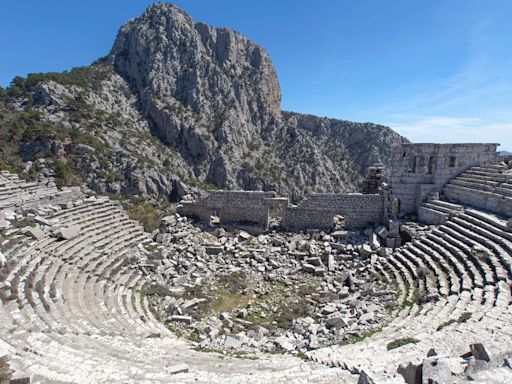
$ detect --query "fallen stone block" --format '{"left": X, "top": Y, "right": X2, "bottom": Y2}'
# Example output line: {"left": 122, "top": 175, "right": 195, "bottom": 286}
{"left": 326, "top": 254, "right": 335, "bottom": 271}
{"left": 397, "top": 361, "right": 422, "bottom": 384}
{"left": 56, "top": 225, "right": 80, "bottom": 240}
{"left": 302, "top": 263, "right": 316, "bottom": 274}
{"left": 331, "top": 230, "right": 348, "bottom": 239}
{"left": 385, "top": 237, "right": 396, "bottom": 248}
{"left": 388, "top": 220, "right": 400, "bottom": 235}
{"left": 375, "top": 226, "right": 388, "bottom": 239}
{"left": 34, "top": 215, "right": 50, "bottom": 226}
{"left": 359, "top": 244, "right": 373, "bottom": 258}
{"left": 170, "top": 315, "right": 193, "bottom": 325}
{"left": 9, "top": 378, "right": 31, "bottom": 384}
{"left": 275, "top": 336, "right": 295, "bottom": 351}
{"left": 26, "top": 226, "right": 44, "bottom": 240}
{"left": 306, "top": 256, "right": 323, "bottom": 266}
{"left": 238, "top": 231, "right": 251, "bottom": 241}
{"left": 325, "top": 315, "right": 348, "bottom": 329}
{"left": 204, "top": 245, "right": 223, "bottom": 255}
{"left": 470, "top": 343, "right": 491, "bottom": 362}
{"left": 378, "top": 247, "right": 392, "bottom": 257}
{"left": 422, "top": 356, "right": 466, "bottom": 384}
{"left": 59, "top": 201, "right": 74, "bottom": 209}
{"left": 369, "top": 233, "right": 380, "bottom": 248}
{"left": 357, "top": 370, "right": 376, "bottom": 384}
{"left": 224, "top": 334, "right": 244, "bottom": 349}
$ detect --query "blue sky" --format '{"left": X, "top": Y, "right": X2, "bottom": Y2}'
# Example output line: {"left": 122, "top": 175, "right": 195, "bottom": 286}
{"left": 1, "top": 1, "right": 511, "bottom": 149}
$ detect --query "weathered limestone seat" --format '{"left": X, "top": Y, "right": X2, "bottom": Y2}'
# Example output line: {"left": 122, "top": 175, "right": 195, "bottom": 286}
{"left": 1, "top": 173, "right": 347, "bottom": 383}
{"left": 307, "top": 173, "right": 512, "bottom": 375}
{"left": 444, "top": 164, "right": 512, "bottom": 217}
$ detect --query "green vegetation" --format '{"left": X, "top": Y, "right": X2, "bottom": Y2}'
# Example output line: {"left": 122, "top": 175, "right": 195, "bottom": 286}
{"left": 436, "top": 312, "right": 472, "bottom": 331}
{"left": 54, "top": 159, "right": 80, "bottom": 187}
{"left": 165, "top": 321, "right": 183, "bottom": 337}
{"left": 387, "top": 337, "right": 420, "bottom": 351}
{"left": 7, "top": 64, "right": 111, "bottom": 99}
{"left": 339, "top": 326, "right": 383, "bottom": 346}
{"left": 180, "top": 272, "right": 321, "bottom": 332}
{"left": 125, "top": 198, "right": 162, "bottom": 232}
{"left": 458, "top": 311, "right": 472, "bottom": 323}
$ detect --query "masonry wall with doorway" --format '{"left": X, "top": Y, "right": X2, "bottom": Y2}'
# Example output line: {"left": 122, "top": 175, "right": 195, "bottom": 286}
{"left": 388, "top": 143, "right": 499, "bottom": 217}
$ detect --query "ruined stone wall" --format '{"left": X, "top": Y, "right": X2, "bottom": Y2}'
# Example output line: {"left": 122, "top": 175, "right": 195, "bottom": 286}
{"left": 283, "top": 193, "right": 384, "bottom": 230}
{"left": 389, "top": 143, "right": 499, "bottom": 217}
{"left": 178, "top": 191, "right": 277, "bottom": 226}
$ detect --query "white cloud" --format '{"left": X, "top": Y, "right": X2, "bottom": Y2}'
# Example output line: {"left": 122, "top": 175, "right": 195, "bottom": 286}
{"left": 387, "top": 115, "right": 512, "bottom": 150}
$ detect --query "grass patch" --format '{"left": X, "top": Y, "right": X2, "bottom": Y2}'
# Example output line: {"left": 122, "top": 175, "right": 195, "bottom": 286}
{"left": 340, "top": 326, "right": 383, "bottom": 346}
{"left": 387, "top": 337, "right": 419, "bottom": 351}
{"left": 125, "top": 199, "right": 161, "bottom": 232}
{"left": 436, "top": 312, "right": 472, "bottom": 331}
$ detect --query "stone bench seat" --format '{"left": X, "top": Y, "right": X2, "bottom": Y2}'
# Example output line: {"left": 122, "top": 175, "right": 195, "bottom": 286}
{"left": 460, "top": 211, "right": 512, "bottom": 240}
{"left": 422, "top": 236, "right": 470, "bottom": 291}
{"left": 405, "top": 243, "right": 450, "bottom": 296}
{"left": 439, "top": 224, "right": 506, "bottom": 284}
{"left": 455, "top": 175, "right": 501, "bottom": 187}
{"left": 463, "top": 170, "right": 508, "bottom": 181}
{"left": 50, "top": 199, "right": 117, "bottom": 219}
{"left": 449, "top": 218, "right": 512, "bottom": 279}
{"left": 393, "top": 250, "right": 428, "bottom": 298}
{"left": 378, "top": 260, "right": 407, "bottom": 306}
{"left": 414, "top": 240, "right": 461, "bottom": 295}
{"left": 431, "top": 229, "right": 486, "bottom": 288}
{"left": 386, "top": 254, "right": 417, "bottom": 304}
{"left": 444, "top": 183, "right": 512, "bottom": 217}
{"left": 52, "top": 202, "right": 121, "bottom": 226}
{"left": 400, "top": 247, "right": 439, "bottom": 294}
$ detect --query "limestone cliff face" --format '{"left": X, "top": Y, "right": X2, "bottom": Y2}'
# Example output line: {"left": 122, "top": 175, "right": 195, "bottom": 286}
{"left": 2, "top": 3, "right": 407, "bottom": 201}
{"left": 108, "top": 3, "right": 282, "bottom": 187}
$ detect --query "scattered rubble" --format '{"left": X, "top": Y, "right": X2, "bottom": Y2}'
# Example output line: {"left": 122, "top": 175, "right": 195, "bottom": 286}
{"left": 147, "top": 213, "right": 406, "bottom": 353}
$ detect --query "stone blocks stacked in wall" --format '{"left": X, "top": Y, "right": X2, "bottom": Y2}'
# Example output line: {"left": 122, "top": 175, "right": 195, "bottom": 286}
{"left": 179, "top": 191, "right": 385, "bottom": 231}
{"left": 178, "top": 191, "right": 277, "bottom": 226}
{"left": 389, "top": 143, "right": 499, "bottom": 217}
{"left": 283, "top": 193, "right": 384, "bottom": 230}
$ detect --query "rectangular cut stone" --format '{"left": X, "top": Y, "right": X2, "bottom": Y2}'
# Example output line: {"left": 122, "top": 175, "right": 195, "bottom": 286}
{"left": 386, "top": 237, "right": 396, "bottom": 248}
{"left": 56, "top": 225, "right": 81, "bottom": 240}
{"left": 26, "top": 226, "right": 44, "bottom": 240}
{"left": 375, "top": 226, "right": 388, "bottom": 238}
{"left": 302, "top": 263, "right": 316, "bottom": 274}
{"left": 204, "top": 245, "right": 223, "bottom": 255}
{"left": 388, "top": 220, "right": 400, "bottom": 235}
{"left": 34, "top": 215, "right": 50, "bottom": 226}
{"left": 331, "top": 230, "right": 349, "bottom": 239}
{"left": 171, "top": 315, "right": 192, "bottom": 325}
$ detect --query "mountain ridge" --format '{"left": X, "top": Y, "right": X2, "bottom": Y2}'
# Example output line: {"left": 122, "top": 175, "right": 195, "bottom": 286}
{"left": 0, "top": 2, "right": 407, "bottom": 204}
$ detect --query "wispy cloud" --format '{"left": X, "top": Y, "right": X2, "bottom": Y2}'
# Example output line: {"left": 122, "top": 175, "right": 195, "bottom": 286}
{"left": 387, "top": 115, "right": 512, "bottom": 150}
{"left": 365, "top": 19, "right": 512, "bottom": 150}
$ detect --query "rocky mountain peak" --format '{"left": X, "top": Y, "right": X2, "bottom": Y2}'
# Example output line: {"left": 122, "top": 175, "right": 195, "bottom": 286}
{"left": 1, "top": 2, "right": 407, "bottom": 203}
{"left": 109, "top": 2, "right": 281, "bottom": 121}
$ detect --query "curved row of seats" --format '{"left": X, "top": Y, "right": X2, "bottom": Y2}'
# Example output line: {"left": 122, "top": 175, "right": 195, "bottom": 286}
{"left": 0, "top": 176, "right": 346, "bottom": 383}
{"left": 444, "top": 164, "right": 512, "bottom": 217}
{"left": 306, "top": 176, "right": 512, "bottom": 375}
{"left": 0, "top": 171, "right": 77, "bottom": 210}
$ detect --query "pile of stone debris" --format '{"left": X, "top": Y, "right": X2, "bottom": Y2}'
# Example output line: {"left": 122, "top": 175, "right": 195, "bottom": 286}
{"left": 143, "top": 214, "right": 414, "bottom": 354}
{"left": 395, "top": 343, "right": 512, "bottom": 384}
